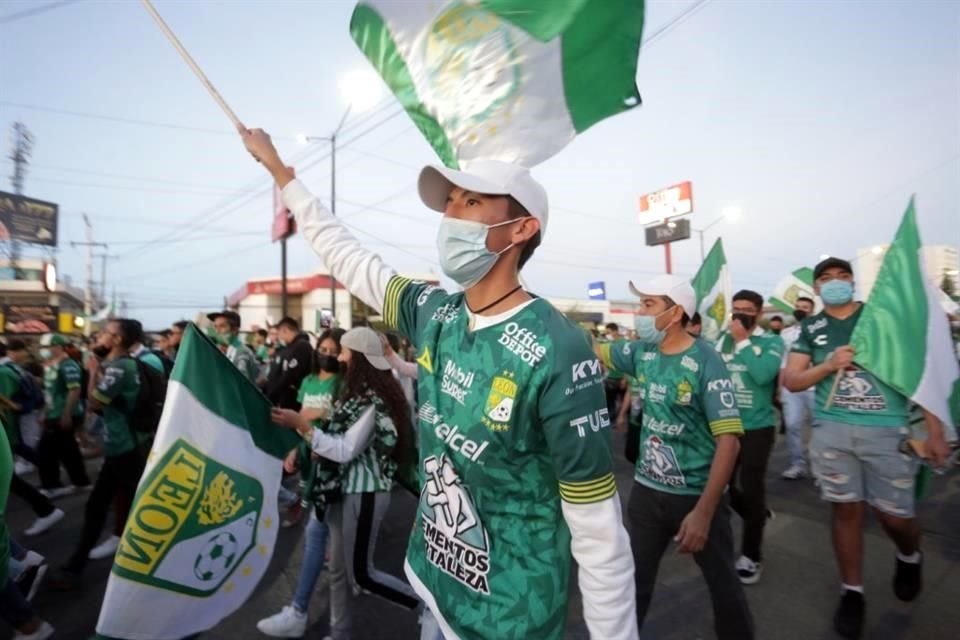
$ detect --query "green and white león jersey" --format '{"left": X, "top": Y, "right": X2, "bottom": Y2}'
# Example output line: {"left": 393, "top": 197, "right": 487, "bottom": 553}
{"left": 383, "top": 276, "right": 615, "bottom": 640}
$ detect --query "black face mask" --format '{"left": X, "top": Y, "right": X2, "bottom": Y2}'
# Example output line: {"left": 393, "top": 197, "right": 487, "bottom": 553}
{"left": 315, "top": 353, "right": 340, "bottom": 374}
{"left": 770, "top": 327, "right": 782, "bottom": 335}
{"left": 793, "top": 309, "right": 809, "bottom": 322}
{"left": 732, "top": 313, "right": 757, "bottom": 331}
{"left": 92, "top": 345, "right": 110, "bottom": 359}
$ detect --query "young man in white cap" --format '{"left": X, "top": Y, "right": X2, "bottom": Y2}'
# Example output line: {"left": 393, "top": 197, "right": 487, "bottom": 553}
{"left": 241, "top": 128, "right": 636, "bottom": 640}
{"left": 595, "top": 275, "right": 753, "bottom": 639}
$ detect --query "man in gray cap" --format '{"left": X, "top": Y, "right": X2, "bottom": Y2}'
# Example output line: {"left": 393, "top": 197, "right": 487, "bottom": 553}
{"left": 241, "top": 128, "right": 636, "bottom": 640}
{"left": 596, "top": 274, "right": 753, "bottom": 640}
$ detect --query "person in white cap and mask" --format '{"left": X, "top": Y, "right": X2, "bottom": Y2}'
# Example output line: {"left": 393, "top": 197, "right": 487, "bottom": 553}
{"left": 241, "top": 128, "right": 636, "bottom": 640}
{"left": 595, "top": 274, "right": 753, "bottom": 640}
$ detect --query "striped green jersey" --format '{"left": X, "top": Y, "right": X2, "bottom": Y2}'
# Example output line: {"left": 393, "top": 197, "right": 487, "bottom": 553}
{"left": 334, "top": 392, "right": 399, "bottom": 494}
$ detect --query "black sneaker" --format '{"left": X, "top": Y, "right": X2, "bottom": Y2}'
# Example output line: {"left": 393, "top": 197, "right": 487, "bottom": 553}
{"left": 15, "top": 562, "right": 48, "bottom": 602}
{"left": 833, "top": 590, "right": 865, "bottom": 639}
{"left": 893, "top": 554, "right": 923, "bottom": 602}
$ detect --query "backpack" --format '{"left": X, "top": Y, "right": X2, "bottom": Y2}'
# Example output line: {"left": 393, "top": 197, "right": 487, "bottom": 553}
{"left": 151, "top": 349, "right": 175, "bottom": 378}
{"left": 127, "top": 356, "right": 168, "bottom": 433}
{"left": 4, "top": 363, "right": 44, "bottom": 415}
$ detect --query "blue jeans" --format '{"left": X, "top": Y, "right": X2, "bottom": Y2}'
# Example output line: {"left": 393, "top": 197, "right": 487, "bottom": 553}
{"left": 782, "top": 388, "right": 814, "bottom": 467}
{"left": 293, "top": 511, "right": 330, "bottom": 614}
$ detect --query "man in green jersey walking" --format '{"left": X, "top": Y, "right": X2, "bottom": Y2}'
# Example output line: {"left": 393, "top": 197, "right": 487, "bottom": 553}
{"left": 37, "top": 334, "right": 90, "bottom": 497}
{"left": 209, "top": 310, "right": 259, "bottom": 381}
{"left": 596, "top": 274, "right": 753, "bottom": 640}
{"left": 784, "top": 257, "right": 950, "bottom": 639}
{"left": 714, "top": 289, "right": 784, "bottom": 585}
{"left": 241, "top": 128, "right": 636, "bottom": 640}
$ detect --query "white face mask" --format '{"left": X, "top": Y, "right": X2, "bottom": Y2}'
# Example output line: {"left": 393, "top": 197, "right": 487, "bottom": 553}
{"left": 436, "top": 218, "right": 521, "bottom": 289}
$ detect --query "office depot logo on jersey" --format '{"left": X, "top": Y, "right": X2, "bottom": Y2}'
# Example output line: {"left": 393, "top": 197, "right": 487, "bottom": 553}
{"left": 498, "top": 322, "right": 546, "bottom": 367}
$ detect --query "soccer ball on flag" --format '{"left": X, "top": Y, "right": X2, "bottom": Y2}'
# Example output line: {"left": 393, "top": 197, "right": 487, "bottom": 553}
{"left": 194, "top": 532, "right": 239, "bottom": 582}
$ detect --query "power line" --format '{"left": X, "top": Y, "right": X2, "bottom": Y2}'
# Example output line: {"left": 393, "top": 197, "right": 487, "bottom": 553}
{"left": 113, "top": 239, "right": 272, "bottom": 284}
{"left": 20, "top": 175, "right": 250, "bottom": 197}
{"left": 0, "top": 159, "right": 252, "bottom": 192}
{"left": 0, "top": 0, "right": 79, "bottom": 25}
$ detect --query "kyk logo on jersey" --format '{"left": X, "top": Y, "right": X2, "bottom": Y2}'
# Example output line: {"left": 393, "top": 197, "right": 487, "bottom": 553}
{"left": 481, "top": 372, "right": 517, "bottom": 432}
{"left": 419, "top": 455, "right": 490, "bottom": 594}
{"left": 113, "top": 439, "right": 261, "bottom": 597}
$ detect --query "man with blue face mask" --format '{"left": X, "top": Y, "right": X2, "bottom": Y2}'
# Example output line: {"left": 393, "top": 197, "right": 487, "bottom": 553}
{"left": 240, "top": 128, "right": 636, "bottom": 640}
{"left": 784, "top": 257, "right": 950, "bottom": 639}
{"left": 595, "top": 274, "right": 752, "bottom": 640}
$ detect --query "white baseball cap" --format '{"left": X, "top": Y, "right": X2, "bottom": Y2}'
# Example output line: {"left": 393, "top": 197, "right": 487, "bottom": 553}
{"left": 418, "top": 159, "right": 549, "bottom": 237}
{"left": 341, "top": 327, "right": 391, "bottom": 371}
{"left": 629, "top": 274, "right": 697, "bottom": 318}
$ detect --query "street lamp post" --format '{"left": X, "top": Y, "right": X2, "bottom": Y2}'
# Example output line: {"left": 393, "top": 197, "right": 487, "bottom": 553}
{"left": 694, "top": 206, "right": 742, "bottom": 261}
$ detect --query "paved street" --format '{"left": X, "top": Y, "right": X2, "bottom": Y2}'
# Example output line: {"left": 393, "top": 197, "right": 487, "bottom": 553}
{"left": 5, "top": 432, "right": 959, "bottom": 640}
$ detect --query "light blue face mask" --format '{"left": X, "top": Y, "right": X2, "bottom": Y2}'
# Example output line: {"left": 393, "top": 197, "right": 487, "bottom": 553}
{"left": 436, "top": 218, "right": 520, "bottom": 289}
{"left": 820, "top": 279, "right": 854, "bottom": 306}
{"left": 634, "top": 306, "right": 676, "bottom": 344}
{"left": 39, "top": 348, "right": 52, "bottom": 361}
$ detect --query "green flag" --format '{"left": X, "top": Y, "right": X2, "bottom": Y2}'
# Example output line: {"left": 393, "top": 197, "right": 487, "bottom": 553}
{"left": 350, "top": 0, "right": 645, "bottom": 168}
{"left": 691, "top": 239, "right": 731, "bottom": 342}
{"left": 95, "top": 324, "right": 299, "bottom": 639}
{"left": 769, "top": 267, "right": 817, "bottom": 313}
{"left": 850, "top": 199, "right": 959, "bottom": 439}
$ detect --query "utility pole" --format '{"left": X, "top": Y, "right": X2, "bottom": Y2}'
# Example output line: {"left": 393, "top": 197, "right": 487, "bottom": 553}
{"left": 71, "top": 221, "right": 106, "bottom": 337}
{"left": 329, "top": 127, "right": 338, "bottom": 323}
{"left": 8, "top": 122, "right": 34, "bottom": 279}
{"left": 93, "top": 252, "right": 117, "bottom": 303}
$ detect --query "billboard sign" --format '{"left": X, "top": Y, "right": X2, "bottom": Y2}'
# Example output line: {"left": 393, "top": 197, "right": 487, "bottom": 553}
{"left": 0, "top": 191, "right": 59, "bottom": 246}
{"left": 644, "top": 218, "right": 691, "bottom": 247}
{"left": 638, "top": 181, "right": 693, "bottom": 226}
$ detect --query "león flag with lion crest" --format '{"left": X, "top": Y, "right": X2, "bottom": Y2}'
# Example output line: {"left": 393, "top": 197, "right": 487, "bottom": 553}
{"left": 95, "top": 324, "right": 299, "bottom": 639}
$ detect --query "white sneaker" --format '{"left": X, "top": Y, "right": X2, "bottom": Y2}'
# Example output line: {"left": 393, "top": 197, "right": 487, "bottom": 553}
{"left": 781, "top": 464, "right": 808, "bottom": 480}
{"left": 736, "top": 555, "right": 763, "bottom": 585}
{"left": 24, "top": 509, "right": 64, "bottom": 536}
{"left": 14, "top": 460, "right": 35, "bottom": 476}
{"left": 89, "top": 535, "right": 121, "bottom": 560}
{"left": 38, "top": 485, "right": 75, "bottom": 499}
{"left": 257, "top": 606, "right": 307, "bottom": 638}
{"left": 14, "top": 621, "right": 54, "bottom": 640}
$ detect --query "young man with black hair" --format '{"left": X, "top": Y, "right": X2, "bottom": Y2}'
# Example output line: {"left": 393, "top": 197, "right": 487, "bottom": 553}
{"left": 265, "top": 317, "right": 314, "bottom": 411}
{"left": 784, "top": 258, "right": 949, "bottom": 638}
{"left": 208, "top": 310, "right": 258, "bottom": 381}
{"left": 53, "top": 318, "right": 146, "bottom": 589}
{"left": 595, "top": 274, "right": 752, "bottom": 639}
{"left": 768, "top": 316, "right": 783, "bottom": 335}
{"left": 714, "top": 289, "right": 784, "bottom": 584}
{"left": 36, "top": 335, "right": 90, "bottom": 498}
{"left": 168, "top": 320, "right": 188, "bottom": 361}
{"left": 780, "top": 296, "right": 816, "bottom": 479}
{"left": 688, "top": 312, "right": 703, "bottom": 338}
{"left": 242, "top": 128, "right": 636, "bottom": 640}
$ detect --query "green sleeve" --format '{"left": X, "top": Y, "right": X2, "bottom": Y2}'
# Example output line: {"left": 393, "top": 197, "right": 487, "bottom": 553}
{"left": 141, "top": 352, "right": 165, "bottom": 374}
{"left": 540, "top": 330, "right": 616, "bottom": 504}
{"left": 296, "top": 377, "right": 309, "bottom": 403}
{"left": 382, "top": 276, "right": 450, "bottom": 346}
{"left": 731, "top": 335, "right": 784, "bottom": 386}
{"left": 597, "top": 339, "right": 641, "bottom": 377}
{"left": 699, "top": 348, "right": 744, "bottom": 437}
{"left": 62, "top": 359, "right": 82, "bottom": 389}
{"left": 93, "top": 361, "right": 129, "bottom": 406}
{"left": 791, "top": 321, "right": 813, "bottom": 354}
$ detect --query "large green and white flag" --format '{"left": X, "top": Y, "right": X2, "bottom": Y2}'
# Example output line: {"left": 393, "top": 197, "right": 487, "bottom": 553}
{"left": 691, "top": 239, "right": 732, "bottom": 343}
{"left": 95, "top": 324, "right": 299, "bottom": 639}
{"left": 850, "top": 199, "right": 960, "bottom": 440}
{"left": 350, "top": 0, "right": 645, "bottom": 168}
{"left": 769, "top": 267, "right": 818, "bottom": 313}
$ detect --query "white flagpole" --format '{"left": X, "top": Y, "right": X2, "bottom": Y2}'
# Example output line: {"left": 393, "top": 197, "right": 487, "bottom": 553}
{"left": 140, "top": 0, "right": 245, "bottom": 130}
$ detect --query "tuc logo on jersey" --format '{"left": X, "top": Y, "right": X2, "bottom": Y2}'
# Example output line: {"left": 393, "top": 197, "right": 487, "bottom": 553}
{"left": 569, "top": 408, "right": 610, "bottom": 438}
{"left": 441, "top": 360, "right": 475, "bottom": 405}
{"left": 498, "top": 322, "right": 547, "bottom": 367}
{"left": 419, "top": 455, "right": 490, "bottom": 595}
{"left": 113, "top": 439, "right": 260, "bottom": 597}
{"left": 481, "top": 372, "right": 517, "bottom": 432}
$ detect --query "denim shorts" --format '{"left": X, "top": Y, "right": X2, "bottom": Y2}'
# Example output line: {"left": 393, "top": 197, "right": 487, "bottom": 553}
{"left": 809, "top": 421, "right": 918, "bottom": 517}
